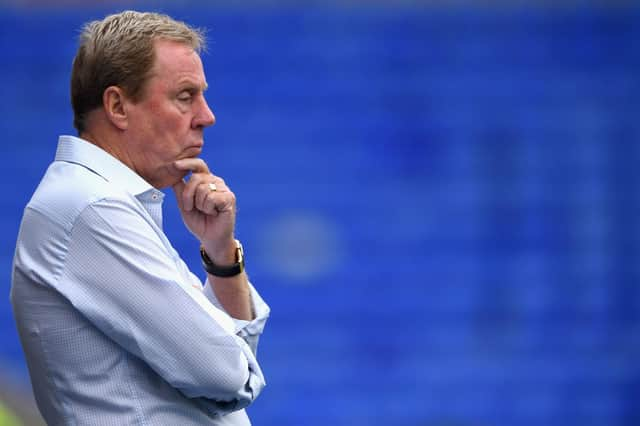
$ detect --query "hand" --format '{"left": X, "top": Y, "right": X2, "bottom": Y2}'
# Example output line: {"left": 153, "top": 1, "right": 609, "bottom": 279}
{"left": 172, "top": 158, "right": 237, "bottom": 261}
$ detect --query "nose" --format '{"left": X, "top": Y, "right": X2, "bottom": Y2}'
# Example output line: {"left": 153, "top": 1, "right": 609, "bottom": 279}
{"left": 194, "top": 95, "right": 216, "bottom": 128}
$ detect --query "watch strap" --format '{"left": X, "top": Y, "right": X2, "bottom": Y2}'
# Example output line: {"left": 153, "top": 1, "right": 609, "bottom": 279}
{"left": 200, "top": 239, "right": 245, "bottom": 277}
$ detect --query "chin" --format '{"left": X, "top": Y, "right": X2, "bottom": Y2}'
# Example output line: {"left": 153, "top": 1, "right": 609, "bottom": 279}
{"left": 153, "top": 168, "right": 188, "bottom": 189}
{"left": 182, "top": 146, "right": 203, "bottom": 158}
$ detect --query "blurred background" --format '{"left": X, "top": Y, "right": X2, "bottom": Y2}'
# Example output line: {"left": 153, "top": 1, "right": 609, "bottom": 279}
{"left": 1, "top": 0, "right": 639, "bottom": 425}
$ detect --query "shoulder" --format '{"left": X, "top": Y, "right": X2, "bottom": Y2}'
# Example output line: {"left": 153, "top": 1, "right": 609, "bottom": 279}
{"left": 14, "top": 161, "right": 142, "bottom": 285}
{"left": 25, "top": 160, "right": 136, "bottom": 231}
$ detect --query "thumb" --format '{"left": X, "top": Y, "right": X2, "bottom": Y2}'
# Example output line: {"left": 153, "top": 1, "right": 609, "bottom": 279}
{"left": 172, "top": 179, "right": 186, "bottom": 211}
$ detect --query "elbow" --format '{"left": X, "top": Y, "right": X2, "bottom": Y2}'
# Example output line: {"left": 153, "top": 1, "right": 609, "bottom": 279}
{"left": 217, "top": 361, "right": 252, "bottom": 398}
{"left": 221, "top": 358, "right": 266, "bottom": 403}
{"left": 176, "top": 337, "right": 266, "bottom": 415}
{"left": 195, "top": 348, "right": 266, "bottom": 403}
{"left": 196, "top": 362, "right": 266, "bottom": 417}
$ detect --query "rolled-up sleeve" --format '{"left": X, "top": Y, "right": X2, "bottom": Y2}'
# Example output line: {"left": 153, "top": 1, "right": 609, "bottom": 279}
{"left": 203, "top": 278, "right": 270, "bottom": 355}
{"left": 54, "top": 198, "right": 268, "bottom": 416}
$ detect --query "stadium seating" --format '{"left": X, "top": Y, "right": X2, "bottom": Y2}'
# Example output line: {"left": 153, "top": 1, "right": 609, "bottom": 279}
{"left": 1, "top": 3, "right": 639, "bottom": 425}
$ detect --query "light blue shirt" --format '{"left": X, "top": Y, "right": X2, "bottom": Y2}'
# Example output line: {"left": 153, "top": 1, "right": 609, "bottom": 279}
{"left": 11, "top": 135, "right": 269, "bottom": 425}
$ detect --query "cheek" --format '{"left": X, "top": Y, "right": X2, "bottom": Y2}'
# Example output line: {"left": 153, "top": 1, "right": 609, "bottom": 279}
{"left": 132, "top": 101, "right": 192, "bottom": 149}
{"left": 157, "top": 106, "right": 191, "bottom": 134}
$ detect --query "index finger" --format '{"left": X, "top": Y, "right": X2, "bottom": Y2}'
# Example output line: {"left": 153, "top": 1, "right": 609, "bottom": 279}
{"left": 173, "top": 158, "right": 211, "bottom": 175}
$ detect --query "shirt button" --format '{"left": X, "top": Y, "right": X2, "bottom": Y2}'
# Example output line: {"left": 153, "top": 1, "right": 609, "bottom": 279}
{"left": 151, "top": 193, "right": 159, "bottom": 200}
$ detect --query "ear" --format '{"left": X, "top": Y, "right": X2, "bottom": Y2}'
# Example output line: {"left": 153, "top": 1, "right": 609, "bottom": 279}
{"left": 103, "top": 86, "right": 129, "bottom": 130}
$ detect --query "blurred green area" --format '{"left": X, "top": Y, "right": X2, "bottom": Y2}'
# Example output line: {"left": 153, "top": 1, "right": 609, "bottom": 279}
{"left": 0, "top": 402, "right": 21, "bottom": 426}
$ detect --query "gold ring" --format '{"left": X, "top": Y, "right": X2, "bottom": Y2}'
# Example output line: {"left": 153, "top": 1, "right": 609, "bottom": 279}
{"left": 208, "top": 183, "right": 217, "bottom": 192}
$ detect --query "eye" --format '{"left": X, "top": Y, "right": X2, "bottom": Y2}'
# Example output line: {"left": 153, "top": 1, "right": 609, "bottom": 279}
{"left": 177, "top": 91, "right": 193, "bottom": 102}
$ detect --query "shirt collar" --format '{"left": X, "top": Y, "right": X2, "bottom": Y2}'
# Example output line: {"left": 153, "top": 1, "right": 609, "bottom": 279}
{"left": 55, "top": 135, "right": 156, "bottom": 197}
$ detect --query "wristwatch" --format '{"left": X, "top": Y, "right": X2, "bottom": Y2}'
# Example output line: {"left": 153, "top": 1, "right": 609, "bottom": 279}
{"left": 200, "top": 239, "right": 245, "bottom": 277}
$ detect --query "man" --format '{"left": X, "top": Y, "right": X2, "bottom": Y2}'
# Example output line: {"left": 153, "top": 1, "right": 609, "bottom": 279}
{"left": 10, "top": 11, "right": 269, "bottom": 425}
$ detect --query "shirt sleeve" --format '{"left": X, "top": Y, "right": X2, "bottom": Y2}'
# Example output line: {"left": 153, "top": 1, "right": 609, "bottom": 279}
{"left": 53, "top": 197, "right": 268, "bottom": 416}
{"left": 203, "top": 278, "right": 270, "bottom": 356}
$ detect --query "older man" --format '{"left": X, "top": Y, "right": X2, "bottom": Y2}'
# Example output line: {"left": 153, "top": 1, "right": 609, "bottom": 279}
{"left": 11, "top": 11, "right": 269, "bottom": 425}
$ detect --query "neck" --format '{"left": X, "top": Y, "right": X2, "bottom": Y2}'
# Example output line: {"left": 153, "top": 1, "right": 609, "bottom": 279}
{"left": 80, "top": 122, "right": 134, "bottom": 174}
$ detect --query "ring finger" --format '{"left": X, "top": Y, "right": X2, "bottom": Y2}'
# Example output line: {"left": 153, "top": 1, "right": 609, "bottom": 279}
{"left": 195, "top": 177, "right": 226, "bottom": 210}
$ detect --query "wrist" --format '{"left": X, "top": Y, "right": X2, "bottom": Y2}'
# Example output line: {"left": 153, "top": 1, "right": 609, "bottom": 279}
{"left": 200, "top": 239, "right": 245, "bottom": 278}
{"left": 201, "top": 238, "right": 236, "bottom": 265}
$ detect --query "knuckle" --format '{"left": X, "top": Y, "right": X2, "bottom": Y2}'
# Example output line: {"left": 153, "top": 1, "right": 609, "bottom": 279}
{"left": 190, "top": 174, "right": 206, "bottom": 185}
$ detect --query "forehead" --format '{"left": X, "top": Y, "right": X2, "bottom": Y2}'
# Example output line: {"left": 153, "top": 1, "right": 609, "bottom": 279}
{"left": 149, "top": 39, "right": 207, "bottom": 87}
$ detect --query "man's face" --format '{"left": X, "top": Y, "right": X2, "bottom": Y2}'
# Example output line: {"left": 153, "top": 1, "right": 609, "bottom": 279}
{"left": 125, "top": 39, "right": 215, "bottom": 188}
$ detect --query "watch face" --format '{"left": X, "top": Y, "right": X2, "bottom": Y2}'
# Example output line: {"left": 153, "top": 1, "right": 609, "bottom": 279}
{"left": 235, "top": 240, "right": 244, "bottom": 263}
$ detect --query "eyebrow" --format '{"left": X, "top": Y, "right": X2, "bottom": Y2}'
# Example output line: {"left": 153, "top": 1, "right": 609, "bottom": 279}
{"left": 178, "top": 82, "right": 208, "bottom": 93}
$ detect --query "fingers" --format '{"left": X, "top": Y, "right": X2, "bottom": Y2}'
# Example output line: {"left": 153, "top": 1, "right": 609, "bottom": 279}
{"left": 194, "top": 179, "right": 229, "bottom": 209}
{"left": 172, "top": 159, "right": 234, "bottom": 214}
{"left": 199, "top": 187, "right": 236, "bottom": 216}
{"left": 172, "top": 158, "right": 209, "bottom": 211}
{"left": 185, "top": 176, "right": 229, "bottom": 212}
{"left": 181, "top": 173, "right": 207, "bottom": 211}
{"left": 174, "top": 158, "right": 210, "bottom": 174}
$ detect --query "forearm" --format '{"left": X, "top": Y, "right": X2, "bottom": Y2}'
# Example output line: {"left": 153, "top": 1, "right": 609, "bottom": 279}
{"left": 202, "top": 239, "right": 254, "bottom": 321}
{"left": 173, "top": 158, "right": 257, "bottom": 321}
{"left": 202, "top": 277, "right": 270, "bottom": 356}
{"left": 208, "top": 271, "right": 254, "bottom": 320}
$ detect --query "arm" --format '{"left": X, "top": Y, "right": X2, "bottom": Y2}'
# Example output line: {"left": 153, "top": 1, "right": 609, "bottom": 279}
{"left": 172, "top": 158, "right": 254, "bottom": 321}
{"left": 203, "top": 241, "right": 253, "bottom": 321}
{"left": 58, "top": 198, "right": 267, "bottom": 415}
